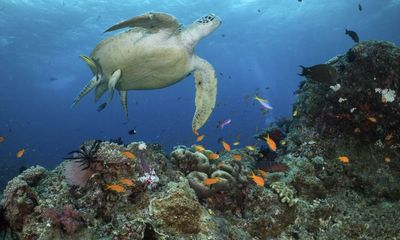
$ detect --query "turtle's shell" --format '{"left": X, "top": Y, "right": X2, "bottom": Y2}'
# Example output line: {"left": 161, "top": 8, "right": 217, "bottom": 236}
{"left": 90, "top": 28, "right": 192, "bottom": 90}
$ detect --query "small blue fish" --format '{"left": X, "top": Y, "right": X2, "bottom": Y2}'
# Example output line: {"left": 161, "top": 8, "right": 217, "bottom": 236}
{"left": 255, "top": 98, "right": 273, "bottom": 110}
{"left": 217, "top": 119, "right": 232, "bottom": 129}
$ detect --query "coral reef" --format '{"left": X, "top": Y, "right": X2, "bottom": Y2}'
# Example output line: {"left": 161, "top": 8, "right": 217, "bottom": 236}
{"left": 1, "top": 40, "right": 399, "bottom": 239}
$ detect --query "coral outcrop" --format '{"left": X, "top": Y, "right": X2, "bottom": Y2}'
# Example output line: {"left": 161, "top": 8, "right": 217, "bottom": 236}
{"left": 1, "top": 41, "right": 399, "bottom": 239}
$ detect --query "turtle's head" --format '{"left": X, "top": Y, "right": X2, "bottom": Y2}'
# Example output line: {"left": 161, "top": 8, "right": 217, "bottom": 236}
{"left": 195, "top": 14, "right": 221, "bottom": 34}
{"left": 182, "top": 14, "right": 221, "bottom": 49}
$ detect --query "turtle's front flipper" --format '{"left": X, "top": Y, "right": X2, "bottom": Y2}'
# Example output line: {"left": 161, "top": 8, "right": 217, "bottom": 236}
{"left": 119, "top": 90, "right": 128, "bottom": 120}
{"left": 192, "top": 56, "right": 217, "bottom": 131}
{"left": 107, "top": 69, "right": 122, "bottom": 104}
{"left": 72, "top": 76, "right": 101, "bottom": 107}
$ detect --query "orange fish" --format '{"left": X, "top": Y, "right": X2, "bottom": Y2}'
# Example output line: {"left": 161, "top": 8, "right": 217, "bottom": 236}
{"left": 203, "top": 177, "right": 220, "bottom": 186}
{"left": 221, "top": 141, "right": 231, "bottom": 152}
{"left": 233, "top": 141, "right": 240, "bottom": 146}
{"left": 249, "top": 172, "right": 264, "bottom": 187}
{"left": 106, "top": 184, "right": 126, "bottom": 193}
{"left": 385, "top": 133, "right": 393, "bottom": 141}
{"left": 208, "top": 153, "right": 219, "bottom": 160}
{"left": 337, "top": 156, "right": 349, "bottom": 164}
{"left": 119, "top": 178, "right": 134, "bottom": 187}
{"left": 194, "top": 145, "right": 205, "bottom": 152}
{"left": 264, "top": 135, "right": 277, "bottom": 151}
{"left": 368, "top": 117, "right": 377, "bottom": 123}
{"left": 257, "top": 169, "right": 268, "bottom": 177}
{"left": 16, "top": 149, "right": 25, "bottom": 158}
{"left": 193, "top": 128, "right": 199, "bottom": 136}
{"left": 0, "top": 136, "right": 4, "bottom": 143}
{"left": 121, "top": 151, "right": 136, "bottom": 159}
{"left": 196, "top": 134, "right": 205, "bottom": 142}
{"left": 232, "top": 154, "right": 242, "bottom": 161}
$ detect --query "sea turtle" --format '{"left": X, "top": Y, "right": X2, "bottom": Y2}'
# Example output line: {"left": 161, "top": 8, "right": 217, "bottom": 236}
{"left": 72, "top": 12, "right": 222, "bottom": 131}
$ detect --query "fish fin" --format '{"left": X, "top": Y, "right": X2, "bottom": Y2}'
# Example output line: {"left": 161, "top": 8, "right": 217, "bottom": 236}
{"left": 119, "top": 90, "right": 128, "bottom": 120}
{"left": 95, "top": 81, "right": 108, "bottom": 102}
{"left": 192, "top": 56, "right": 217, "bottom": 131}
{"left": 104, "top": 12, "right": 180, "bottom": 33}
{"left": 72, "top": 75, "right": 101, "bottom": 107}
{"left": 107, "top": 69, "right": 122, "bottom": 104}
{"left": 298, "top": 65, "right": 307, "bottom": 76}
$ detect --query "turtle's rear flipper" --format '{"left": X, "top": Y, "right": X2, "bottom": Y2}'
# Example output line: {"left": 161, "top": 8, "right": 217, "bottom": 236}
{"left": 192, "top": 56, "right": 217, "bottom": 131}
{"left": 95, "top": 81, "right": 108, "bottom": 102}
{"left": 107, "top": 69, "right": 122, "bottom": 104}
{"left": 119, "top": 90, "right": 128, "bottom": 120}
{"left": 72, "top": 75, "right": 101, "bottom": 107}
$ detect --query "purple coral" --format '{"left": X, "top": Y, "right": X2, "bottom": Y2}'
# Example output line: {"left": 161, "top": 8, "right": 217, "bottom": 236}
{"left": 43, "top": 204, "right": 84, "bottom": 234}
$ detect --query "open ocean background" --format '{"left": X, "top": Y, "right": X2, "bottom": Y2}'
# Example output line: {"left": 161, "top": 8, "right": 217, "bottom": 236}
{"left": 1, "top": 0, "right": 399, "bottom": 189}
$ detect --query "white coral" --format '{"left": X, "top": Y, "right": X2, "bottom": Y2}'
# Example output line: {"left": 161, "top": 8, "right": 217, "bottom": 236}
{"left": 138, "top": 169, "right": 159, "bottom": 190}
{"left": 330, "top": 84, "right": 341, "bottom": 92}
{"left": 375, "top": 88, "right": 396, "bottom": 103}
{"left": 138, "top": 142, "right": 147, "bottom": 151}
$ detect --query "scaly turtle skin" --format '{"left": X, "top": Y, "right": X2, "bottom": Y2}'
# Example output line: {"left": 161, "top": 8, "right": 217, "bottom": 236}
{"left": 72, "top": 12, "right": 221, "bottom": 131}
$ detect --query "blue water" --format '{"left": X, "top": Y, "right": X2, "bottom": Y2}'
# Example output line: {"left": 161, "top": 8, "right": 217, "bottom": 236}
{"left": 0, "top": 0, "right": 399, "bottom": 181}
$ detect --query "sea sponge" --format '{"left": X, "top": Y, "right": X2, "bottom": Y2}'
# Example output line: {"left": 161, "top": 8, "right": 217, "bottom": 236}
{"left": 271, "top": 181, "right": 298, "bottom": 207}
{"left": 149, "top": 189, "right": 202, "bottom": 234}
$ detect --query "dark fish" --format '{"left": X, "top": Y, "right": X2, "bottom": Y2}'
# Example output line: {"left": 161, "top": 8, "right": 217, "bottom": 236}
{"left": 298, "top": 0, "right": 302, "bottom": 2}
{"left": 97, "top": 102, "right": 107, "bottom": 112}
{"left": 345, "top": 29, "right": 359, "bottom": 43}
{"left": 49, "top": 77, "right": 57, "bottom": 81}
{"left": 298, "top": 64, "right": 338, "bottom": 84}
{"left": 257, "top": 9, "right": 261, "bottom": 13}
{"left": 128, "top": 129, "right": 137, "bottom": 135}
{"left": 258, "top": 162, "right": 289, "bottom": 173}
{"left": 358, "top": 3, "right": 362, "bottom": 11}
{"left": 221, "top": 34, "right": 226, "bottom": 38}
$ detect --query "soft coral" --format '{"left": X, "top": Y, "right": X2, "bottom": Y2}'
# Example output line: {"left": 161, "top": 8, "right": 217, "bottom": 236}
{"left": 43, "top": 204, "right": 84, "bottom": 234}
